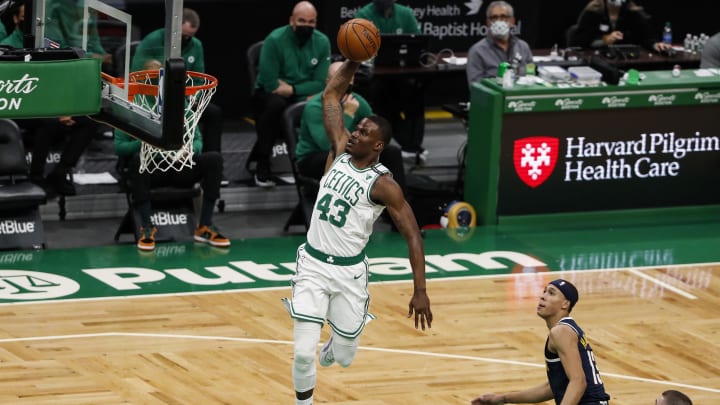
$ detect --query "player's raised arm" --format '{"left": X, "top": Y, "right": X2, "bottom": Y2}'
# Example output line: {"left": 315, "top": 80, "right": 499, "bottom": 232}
{"left": 322, "top": 60, "right": 360, "bottom": 161}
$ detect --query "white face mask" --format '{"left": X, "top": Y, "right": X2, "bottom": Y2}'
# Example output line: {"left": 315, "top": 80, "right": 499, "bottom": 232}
{"left": 608, "top": 0, "right": 624, "bottom": 7}
{"left": 490, "top": 20, "right": 510, "bottom": 39}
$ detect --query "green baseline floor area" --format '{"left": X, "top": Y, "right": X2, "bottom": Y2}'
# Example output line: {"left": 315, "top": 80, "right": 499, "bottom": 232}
{"left": 1, "top": 204, "right": 718, "bottom": 304}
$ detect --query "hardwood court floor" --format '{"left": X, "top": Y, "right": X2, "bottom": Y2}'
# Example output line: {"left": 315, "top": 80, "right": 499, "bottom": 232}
{"left": 1, "top": 208, "right": 719, "bottom": 404}
{"left": 0, "top": 267, "right": 717, "bottom": 404}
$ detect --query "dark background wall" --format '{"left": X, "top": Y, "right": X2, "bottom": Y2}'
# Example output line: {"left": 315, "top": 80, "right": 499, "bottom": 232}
{"left": 122, "top": 0, "right": 717, "bottom": 119}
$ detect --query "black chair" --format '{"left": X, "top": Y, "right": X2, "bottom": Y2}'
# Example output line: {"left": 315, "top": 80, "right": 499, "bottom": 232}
{"left": 281, "top": 101, "right": 317, "bottom": 232}
{"left": 113, "top": 156, "right": 201, "bottom": 244}
{"left": 246, "top": 40, "right": 263, "bottom": 95}
{"left": 0, "top": 119, "right": 48, "bottom": 250}
{"left": 565, "top": 24, "right": 579, "bottom": 48}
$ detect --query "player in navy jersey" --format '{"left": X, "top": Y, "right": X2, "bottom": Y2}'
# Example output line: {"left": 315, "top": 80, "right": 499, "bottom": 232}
{"left": 471, "top": 279, "right": 611, "bottom": 405}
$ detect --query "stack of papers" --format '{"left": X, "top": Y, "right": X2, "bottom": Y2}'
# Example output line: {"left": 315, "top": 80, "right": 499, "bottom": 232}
{"left": 442, "top": 57, "right": 467, "bottom": 66}
{"left": 72, "top": 172, "right": 118, "bottom": 185}
{"left": 538, "top": 65, "right": 570, "bottom": 83}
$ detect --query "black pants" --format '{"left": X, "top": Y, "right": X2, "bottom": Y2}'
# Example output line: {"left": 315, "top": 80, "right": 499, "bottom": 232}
{"left": 125, "top": 151, "right": 223, "bottom": 204}
{"left": 200, "top": 102, "right": 223, "bottom": 153}
{"left": 369, "top": 77, "right": 426, "bottom": 152}
{"left": 18, "top": 117, "right": 96, "bottom": 177}
{"left": 248, "top": 90, "right": 293, "bottom": 172}
{"left": 297, "top": 145, "right": 407, "bottom": 196}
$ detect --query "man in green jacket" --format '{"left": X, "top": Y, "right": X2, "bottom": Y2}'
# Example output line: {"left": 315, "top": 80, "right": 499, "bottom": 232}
{"left": 248, "top": 1, "right": 331, "bottom": 188}
{"left": 131, "top": 8, "right": 224, "bottom": 158}
{"left": 44, "top": 0, "right": 111, "bottom": 69}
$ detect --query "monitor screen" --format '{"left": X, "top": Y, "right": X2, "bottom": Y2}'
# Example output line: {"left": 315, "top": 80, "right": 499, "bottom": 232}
{"left": 373, "top": 34, "right": 432, "bottom": 68}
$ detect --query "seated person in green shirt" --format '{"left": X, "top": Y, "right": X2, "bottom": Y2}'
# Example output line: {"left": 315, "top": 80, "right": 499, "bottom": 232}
{"left": 113, "top": 127, "right": 230, "bottom": 251}
{"left": 296, "top": 61, "right": 406, "bottom": 196}
{"left": 356, "top": 0, "right": 428, "bottom": 164}
{"left": 44, "top": 0, "right": 111, "bottom": 71}
{"left": 0, "top": 0, "right": 23, "bottom": 48}
{"left": 248, "top": 1, "right": 331, "bottom": 188}
{"left": 131, "top": 8, "right": 225, "bottom": 160}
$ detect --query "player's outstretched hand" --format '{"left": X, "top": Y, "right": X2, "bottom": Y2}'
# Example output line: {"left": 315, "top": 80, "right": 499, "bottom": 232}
{"left": 470, "top": 393, "right": 504, "bottom": 404}
{"left": 408, "top": 288, "right": 432, "bottom": 330}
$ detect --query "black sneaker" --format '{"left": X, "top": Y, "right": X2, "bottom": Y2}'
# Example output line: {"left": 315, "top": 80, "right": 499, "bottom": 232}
{"left": 254, "top": 174, "right": 276, "bottom": 188}
{"left": 254, "top": 166, "right": 276, "bottom": 188}
{"left": 401, "top": 148, "right": 429, "bottom": 165}
{"left": 46, "top": 171, "right": 77, "bottom": 196}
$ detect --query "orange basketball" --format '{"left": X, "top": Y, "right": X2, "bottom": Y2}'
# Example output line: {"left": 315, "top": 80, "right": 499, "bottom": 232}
{"left": 337, "top": 18, "right": 381, "bottom": 62}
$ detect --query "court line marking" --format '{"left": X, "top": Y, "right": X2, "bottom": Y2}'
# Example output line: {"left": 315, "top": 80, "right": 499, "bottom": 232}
{"left": 0, "top": 332, "right": 716, "bottom": 394}
{"left": 627, "top": 268, "right": 697, "bottom": 299}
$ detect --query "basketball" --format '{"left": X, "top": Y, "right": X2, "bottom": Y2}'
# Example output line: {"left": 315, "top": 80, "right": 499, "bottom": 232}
{"left": 337, "top": 18, "right": 381, "bottom": 62}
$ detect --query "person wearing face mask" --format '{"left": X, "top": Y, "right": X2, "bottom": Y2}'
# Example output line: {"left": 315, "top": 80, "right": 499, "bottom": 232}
{"left": 569, "top": 0, "right": 673, "bottom": 53}
{"left": 130, "top": 8, "right": 226, "bottom": 165}
{"left": 466, "top": 1, "right": 533, "bottom": 84}
{"left": 700, "top": 32, "right": 720, "bottom": 68}
{"left": 248, "top": 1, "right": 331, "bottom": 187}
{"left": 355, "top": 0, "right": 429, "bottom": 164}
{"left": 296, "top": 61, "right": 406, "bottom": 198}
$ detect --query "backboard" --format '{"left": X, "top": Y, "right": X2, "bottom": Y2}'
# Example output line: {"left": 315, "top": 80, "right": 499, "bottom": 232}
{"left": 3, "top": 0, "right": 188, "bottom": 149}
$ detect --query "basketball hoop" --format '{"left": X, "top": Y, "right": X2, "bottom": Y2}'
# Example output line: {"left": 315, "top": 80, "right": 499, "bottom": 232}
{"left": 102, "top": 69, "right": 218, "bottom": 173}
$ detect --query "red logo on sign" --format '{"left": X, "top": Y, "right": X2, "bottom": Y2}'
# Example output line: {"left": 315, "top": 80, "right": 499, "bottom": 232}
{"left": 513, "top": 137, "right": 559, "bottom": 188}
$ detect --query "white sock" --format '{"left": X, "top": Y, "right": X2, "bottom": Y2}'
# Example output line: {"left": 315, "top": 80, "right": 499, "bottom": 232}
{"left": 296, "top": 398, "right": 312, "bottom": 405}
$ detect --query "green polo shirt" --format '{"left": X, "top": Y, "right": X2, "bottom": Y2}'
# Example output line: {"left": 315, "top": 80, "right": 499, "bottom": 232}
{"left": 0, "top": 29, "right": 23, "bottom": 48}
{"left": 44, "top": 0, "right": 107, "bottom": 56}
{"left": 255, "top": 25, "right": 331, "bottom": 100}
{"left": 131, "top": 28, "right": 205, "bottom": 72}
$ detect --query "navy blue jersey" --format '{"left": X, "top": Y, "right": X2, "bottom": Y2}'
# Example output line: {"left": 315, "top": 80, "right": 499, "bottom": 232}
{"left": 544, "top": 317, "right": 611, "bottom": 404}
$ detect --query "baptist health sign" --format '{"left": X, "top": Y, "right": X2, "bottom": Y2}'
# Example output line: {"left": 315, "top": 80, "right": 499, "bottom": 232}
{"left": 0, "top": 59, "right": 101, "bottom": 118}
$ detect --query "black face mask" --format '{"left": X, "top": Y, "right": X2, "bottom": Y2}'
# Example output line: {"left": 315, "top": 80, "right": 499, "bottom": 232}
{"left": 181, "top": 36, "right": 192, "bottom": 49}
{"left": 294, "top": 25, "right": 314, "bottom": 45}
{"left": 374, "top": 0, "right": 394, "bottom": 12}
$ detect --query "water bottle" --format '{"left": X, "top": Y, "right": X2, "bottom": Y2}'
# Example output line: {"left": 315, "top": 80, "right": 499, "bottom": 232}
{"left": 662, "top": 22, "right": 672, "bottom": 45}
{"left": 683, "top": 33, "right": 692, "bottom": 51}
{"left": 691, "top": 35, "right": 699, "bottom": 54}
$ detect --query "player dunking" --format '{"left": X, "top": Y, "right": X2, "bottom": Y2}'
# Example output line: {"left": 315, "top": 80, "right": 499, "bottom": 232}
{"left": 282, "top": 59, "right": 433, "bottom": 405}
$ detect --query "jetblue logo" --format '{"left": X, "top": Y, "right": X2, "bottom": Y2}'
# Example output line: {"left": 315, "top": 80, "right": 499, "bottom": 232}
{"left": 0, "top": 219, "right": 36, "bottom": 235}
{"left": 150, "top": 212, "right": 188, "bottom": 226}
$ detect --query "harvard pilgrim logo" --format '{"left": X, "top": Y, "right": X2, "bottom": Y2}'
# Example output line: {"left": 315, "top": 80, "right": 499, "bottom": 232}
{"left": 513, "top": 136, "right": 559, "bottom": 188}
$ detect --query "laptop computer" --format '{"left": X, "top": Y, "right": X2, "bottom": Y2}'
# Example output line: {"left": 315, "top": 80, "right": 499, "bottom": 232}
{"left": 373, "top": 34, "right": 432, "bottom": 68}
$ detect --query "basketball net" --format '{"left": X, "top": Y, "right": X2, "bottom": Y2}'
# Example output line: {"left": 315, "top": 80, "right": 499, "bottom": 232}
{"left": 126, "top": 69, "right": 217, "bottom": 173}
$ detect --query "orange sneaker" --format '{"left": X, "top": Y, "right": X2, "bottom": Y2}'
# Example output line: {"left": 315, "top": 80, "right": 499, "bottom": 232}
{"left": 194, "top": 225, "right": 231, "bottom": 247}
{"left": 137, "top": 226, "right": 157, "bottom": 251}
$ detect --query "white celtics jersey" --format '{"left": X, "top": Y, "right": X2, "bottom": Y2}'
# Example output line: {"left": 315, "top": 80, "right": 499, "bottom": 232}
{"left": 306, "top": 153, "right": 389, "bottom": 257}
